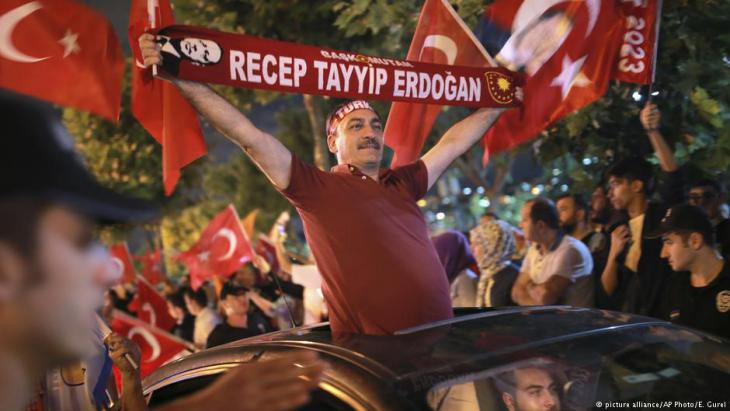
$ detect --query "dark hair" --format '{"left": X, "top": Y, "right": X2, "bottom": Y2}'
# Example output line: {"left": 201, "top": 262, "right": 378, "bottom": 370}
{"left": 526, "top": 197, "right": 560, "bottom": 230}
{"left": 691, "top": 178, "right": 722, "bottom": 194}
{"left": 482, "top": 211, "right": 500, "bottom": 220}
{"left": 556, "top": 193, "right": 588, "bottom": 212}
{"left": 0, "top": 197, "right": 50, "bottom": 258}
{"left": 184, "top": 287, "right": 208, "bottom": 308}
{"left": 167, "top": 289, "right": 189, "bottom": 312}
{"left": 606, "top": 158, "right": 654, "bottom": 194}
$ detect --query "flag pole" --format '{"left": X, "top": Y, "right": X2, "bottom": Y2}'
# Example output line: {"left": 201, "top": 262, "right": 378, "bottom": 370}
{"left": 647, "top": 0, "right": 663, "bottom": 101}
{"left": 148, "top": 0, "right": 159, "bottom": 77}
{"left": 96, "top": 314, "right": 139, "bottom": 370}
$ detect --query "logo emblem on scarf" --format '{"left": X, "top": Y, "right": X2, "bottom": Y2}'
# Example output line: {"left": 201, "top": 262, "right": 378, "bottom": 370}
{"left": 717, "top": 290, "right": 730, "bottom": 313}
{"left": 485, "top": 71, "right": 515, "bottom": 104}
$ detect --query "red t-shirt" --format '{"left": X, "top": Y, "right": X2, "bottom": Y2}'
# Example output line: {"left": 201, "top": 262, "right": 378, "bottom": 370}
{"left": 281, "top": 155, "right": 453, "bottom": 335}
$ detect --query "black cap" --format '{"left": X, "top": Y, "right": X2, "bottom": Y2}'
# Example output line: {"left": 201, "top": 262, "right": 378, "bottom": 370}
{"left": 0, "top": 91, "right": 158, "bottom": 223}
{"left": 645, "top": 204, "right": 714, "bottom": 241}
{"left": 220, "top": 282, "right": 248, "bottom": 300}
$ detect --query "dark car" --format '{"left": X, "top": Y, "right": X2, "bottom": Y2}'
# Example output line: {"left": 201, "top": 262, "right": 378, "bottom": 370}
{"left": 142, "top": 307, "right": 730, "bottom": 410}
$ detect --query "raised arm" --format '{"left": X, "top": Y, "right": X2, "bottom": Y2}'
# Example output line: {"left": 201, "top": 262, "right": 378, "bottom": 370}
{"left": 421, "top": 107, "right": 507, "bottom": 190}
{"left": 139, "top": 34, "right": 292, "bottom": 189}
{"left": 640, "top": 102, "right": 678, "bottom": 173}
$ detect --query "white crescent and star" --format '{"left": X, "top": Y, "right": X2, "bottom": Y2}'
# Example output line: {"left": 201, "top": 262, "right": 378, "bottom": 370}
{"left": 0, "top": 1, "right": 81, "bottom": 63}
{"left": 213, "top": 228, "right": 238, "bottom": 261}
{"left": 128, "top": 326, "right": 161, "bottom": 363}
{"left": 141, "top": 302, "right": 157, "bottom": 328}
{"left": 110, "top": 257, "right": 125, "bottom": 278}
{"left": 420, "top": 34, "right": 457, "bottom": 65}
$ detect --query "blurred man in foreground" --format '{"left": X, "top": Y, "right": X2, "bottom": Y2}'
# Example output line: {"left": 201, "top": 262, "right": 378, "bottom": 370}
{"left": 0, "top": 92, "right": 324, "bottom": 411}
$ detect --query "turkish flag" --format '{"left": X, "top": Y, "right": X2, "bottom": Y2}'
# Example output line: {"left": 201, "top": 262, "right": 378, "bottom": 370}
{"left": 109, "top": 243, "right": 136, "bottom": 285}
{"left": 255, "top": 236, "right": 280, "bottom": 275}
{"left": 110, "top": 309, "right": 192, "bottom": 379}
{"left": 384, "top": 0, "right": 497, "bottom": 168}
{"left": 128, "top": 276, "right": 176, "bottom": 332}
{"left": 475, "top": 0, "right": 624, "bottom": 160}
{"left": 0, "top": 0, "right": 123, "bottom": 120}
{"left": 614, "top": 0, "right": 662, "bottom": 85}
{"left": 128, "top": 0, "right": 207, "bottom": 195}
{"left": 135, "top": 248, "right": 164, "bottom": 285}
{"left": 177, "top": 205, "right": 256, "bottom": 290}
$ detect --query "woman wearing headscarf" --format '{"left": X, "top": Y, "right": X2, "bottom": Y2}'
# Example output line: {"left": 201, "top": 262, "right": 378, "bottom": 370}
{"left": 470, "top": 220, "right": 521, "bottom": 307}
{"left": 431, "top": 230, "right": 478, "bottom": 308}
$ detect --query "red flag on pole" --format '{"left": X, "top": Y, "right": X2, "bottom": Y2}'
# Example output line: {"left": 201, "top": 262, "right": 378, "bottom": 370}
{"left": 177, "top": 205, "right": 256, "bottom": 290}
{"left": 109, "top": 243, "right": 136, "bottom": 285}
{"left": 384, "top": 0, "right": 496, "bottom": 168}
{"left": 613, "top": 0, "right": 663, "bottom": 85}
{"left": 0, "top": 0, "right": 123, "bottom": 120}
{"left": 135, "top": 248, "right": 164, "bottom": 285}
{"left": 474, "top": 0, "right": 625, "bottom": 160}
{"left": 128, "top": 276, "right": 176, "bottom": 331}
{"left": 128, "top": 0, "right": 207, "bottom": 195}
{"left": 110, "top": 309, "right": 192, "bottom": 379}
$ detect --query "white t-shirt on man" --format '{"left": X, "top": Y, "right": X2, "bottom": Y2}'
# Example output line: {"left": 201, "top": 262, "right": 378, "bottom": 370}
{"left": 522, "top": 235, "right": 594, "bottom": 307}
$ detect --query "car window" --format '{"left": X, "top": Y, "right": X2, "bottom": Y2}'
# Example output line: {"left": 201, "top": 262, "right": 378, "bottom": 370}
{"left": 147, "top": 371, "right": 357, "bottom": 410}
{"left": 427, "top": 325, "right": 730, "bottom": 411}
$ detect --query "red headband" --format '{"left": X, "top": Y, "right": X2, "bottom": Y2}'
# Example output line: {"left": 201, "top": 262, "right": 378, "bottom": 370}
{"left": 326, "top": 100, "right": 375, "bottom": 137}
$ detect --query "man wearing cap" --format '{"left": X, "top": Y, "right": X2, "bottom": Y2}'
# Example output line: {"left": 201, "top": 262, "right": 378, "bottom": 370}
{"left": 207, "top": 283, "right": 259, "bottom": 348}
{"left": 0, "top": 92, "right": 324, "bottom": 411}
{"left": 140, "top": 34, "right": 520, "bottom": 335}
{"left": 650, "top": 204, "right": 730, "bottom": 339}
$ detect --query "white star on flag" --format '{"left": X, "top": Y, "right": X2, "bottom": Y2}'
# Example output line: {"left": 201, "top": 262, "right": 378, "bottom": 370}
{"left": 550, "top": 55, "right": 591, "bottom": 99}
{"left": 58, "top": 29, "right": 81, "bottom": 58}
{"left": 198, "top": 251, "right": 210, "bottom": 262}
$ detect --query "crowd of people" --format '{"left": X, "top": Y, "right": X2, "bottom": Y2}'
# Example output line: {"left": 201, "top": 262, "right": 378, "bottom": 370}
{"left": 434, "top": 103, "right": 730, "bottom": 340}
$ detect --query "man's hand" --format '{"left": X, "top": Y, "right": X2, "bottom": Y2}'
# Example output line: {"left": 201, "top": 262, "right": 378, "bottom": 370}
{"left": 640, "top": 102, "right": 661, "bottom": 131}
{"left": 162, "top": 351, "right": 326, "bottom": 411}
{"left": 105, "top": 333, "right": 141, "bottom": 376}
{"left": 253, "top": 254, "right": 271, "bottom": 274}
{"left": 139, "top": 33, "right": 162, "bottom": 68}
{"left": 609, "top": 225, "right": 630, "bottom": 260}
{"left": 527, "top": 282, "right": 546, "bottom": 303}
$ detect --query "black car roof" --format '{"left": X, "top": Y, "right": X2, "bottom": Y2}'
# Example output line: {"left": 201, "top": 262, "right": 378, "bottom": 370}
{"left": 148, "top": 307, "right": 670, "bottom": 387}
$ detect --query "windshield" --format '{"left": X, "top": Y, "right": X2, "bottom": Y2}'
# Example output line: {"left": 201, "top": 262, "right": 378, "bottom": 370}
{"left": 427, "top": 324, "right": 730, "bottom": 411}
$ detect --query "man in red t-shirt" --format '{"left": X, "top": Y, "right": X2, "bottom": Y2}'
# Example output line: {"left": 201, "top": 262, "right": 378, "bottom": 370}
{"left": 140, "top": 34, "right": 518, "bottom": 335}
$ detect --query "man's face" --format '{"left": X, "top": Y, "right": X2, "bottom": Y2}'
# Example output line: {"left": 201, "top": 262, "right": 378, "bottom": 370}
{"left": 223, "top": 294, "right": 249, "bottom": 316}
{"left": 235, "top": 267, "right": 257, "bottom": 289}
{"left": 503, "top": 368, "right": 561, "bottom": 411}
{"left": 608, "top": 176, "right": 637, "bottom": 211}
{"left": 328, "top": 109, "right": 384, "bottom": 169}
{"left": 660, "top": 232, "right": 694, "bottom": 272}
{"left": 688, "top": 186, "right": 720, "bottom": 218}
{"left": 519, "top": 203, "right": 538, "bottom": 242}
{"left": 555, "top": 197, "right": 580, "bottom": 230}
{"left": 183, "top": 294, "right": 201, "bottom": 316}
{"left": 512, "top": 13, "right": 571, "bottom": 75}
{"left": 180, "top": 38, "right": 221, "bottom": 64}
{"left": 4, "top": 206, "right": 117, "bottom": 364}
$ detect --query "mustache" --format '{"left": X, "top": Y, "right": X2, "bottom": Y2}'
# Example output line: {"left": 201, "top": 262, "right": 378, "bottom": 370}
{"left": 357, "top": 137, "right": 381, "bottom": 150}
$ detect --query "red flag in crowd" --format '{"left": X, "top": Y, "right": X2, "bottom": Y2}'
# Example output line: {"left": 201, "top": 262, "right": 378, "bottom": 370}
{"left": 384, "top": 0, "right": 497, "bottom": 168}
{"left": 135, "top": 248, "right": 164, "bottom": 285}
{"left": 110, "top": 309, "right": 192, "bottom": 379}
{"left": 128, "top": 276, "right": 176, "bottom": 331}
{"left": 177, "top": 205, "right": 256, "bottom": 290}
{"left": 128, "top": 0, "right": 207, "bottom": 195}
{"left": 256, "top": 236, "right": 280, "bottom": 275}
{"left": 614, "top": 0, "right": 663, "bottom": 85}
{"left": 109, "top": 243, "right": 137, "bottom": 285}
{"left": 474, "top": 0, "right": 624, "bottom": 161}
{"left": 0, "top": 0, "right": 123, "bottom": 120}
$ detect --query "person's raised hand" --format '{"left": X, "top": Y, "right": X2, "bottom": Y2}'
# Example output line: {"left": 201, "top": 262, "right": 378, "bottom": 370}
{"left": 185, "top": 351, "right": 326, "bottom": 411}
{"left": 640, "top": 102, "right": 661, "bottom": 131}
{"left": 138, "top": 33, "right": 162, "bottom": 67}
{"left": 105, "top": 333, "right": 141, "bottom": 376}
{"left": 609, "top": 225, "right": 631, "bottom": 260}
{"left": 253, "top": 254, "right": 271, "bottom": 274}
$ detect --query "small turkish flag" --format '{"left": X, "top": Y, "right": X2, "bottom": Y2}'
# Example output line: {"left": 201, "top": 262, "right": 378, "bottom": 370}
{"left": 128, "top": 276, "right": 176, "bottom": 332}
{"left": 0, "top": 0, "right": 123, "bottom": 120}
{"left": 177, "top": 205, "right": 256, "bottom": 290}
{"left": 109, "top": 243, "right": 136, "bottom": 285}
{"left": 110, "top": 309, "right": 192, "bottom": 379}
{"left": 128, "top": 0, "right": 207, "bottom": 195}
{"left": 135, "top": 248, "right": 164, "bottom": 285}
{"left": 384, "top": 0, "right": 496, "bottom": 168}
